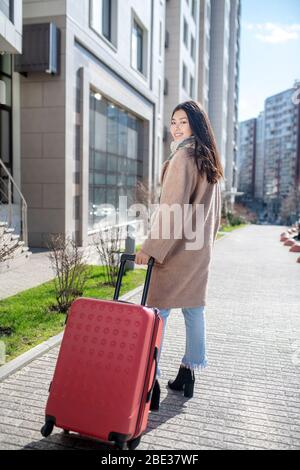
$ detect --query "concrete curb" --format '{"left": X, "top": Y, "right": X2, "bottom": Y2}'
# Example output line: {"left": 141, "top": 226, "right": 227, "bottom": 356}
{"left": 0, "top": 287, "right": 144, "bottom": 383}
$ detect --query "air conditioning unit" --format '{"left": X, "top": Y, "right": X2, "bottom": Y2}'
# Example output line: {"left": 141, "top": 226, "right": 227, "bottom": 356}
{"left": 14, "top": 22, "right": 61, "bottom": 75}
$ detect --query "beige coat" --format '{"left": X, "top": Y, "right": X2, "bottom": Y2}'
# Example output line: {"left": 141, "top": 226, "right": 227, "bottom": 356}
{"left": 141, "top": 146, "right": 222, "bottom": 309}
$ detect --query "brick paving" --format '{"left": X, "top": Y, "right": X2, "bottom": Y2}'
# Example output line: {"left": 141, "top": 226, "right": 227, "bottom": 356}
{"left": 0, "top": 224, "right": 300, "bottom": 450}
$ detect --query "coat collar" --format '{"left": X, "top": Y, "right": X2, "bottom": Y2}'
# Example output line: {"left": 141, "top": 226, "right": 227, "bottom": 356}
{"left": 169, "top": 135, "right": 196, "bottom": 160}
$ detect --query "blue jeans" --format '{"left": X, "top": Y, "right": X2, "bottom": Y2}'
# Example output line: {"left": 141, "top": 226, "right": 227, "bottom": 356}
{"left": 156, "top": 306, "right": 208, "bottom": 378}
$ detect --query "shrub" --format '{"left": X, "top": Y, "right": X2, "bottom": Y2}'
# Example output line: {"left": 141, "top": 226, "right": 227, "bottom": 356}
{"left": 47, "top": 234, "right": 90, "bottom": 314}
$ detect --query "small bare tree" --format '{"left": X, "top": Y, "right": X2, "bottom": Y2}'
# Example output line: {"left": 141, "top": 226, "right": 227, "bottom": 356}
{"left": 93, "top": 225, "right": 125, "bottom": 287}
{"left": 47, "top": 234, "right": 90, "bottom": 314}
{"left": 0, "top": 235, "right": 19, "bottom": 264}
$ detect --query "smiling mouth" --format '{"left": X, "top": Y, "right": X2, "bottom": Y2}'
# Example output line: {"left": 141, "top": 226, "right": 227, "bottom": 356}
{"left": 174, "top": 133, "right": 183, "bottom": 137}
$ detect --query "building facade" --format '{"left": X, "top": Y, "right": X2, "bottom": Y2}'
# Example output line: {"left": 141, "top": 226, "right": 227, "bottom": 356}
{"left": 163, "top": 0, "right": 200, "bottom": 158}
{"left": 264, "top": 84, "right": 300, "bottom": 220}
{"left": 1, "top": 0, "right": 241, "bottom": 249}
{"left": 0, "top": 0, "right": 23, "bottom": 232}
{"left": 18, "top": 0, "right": 165, "bottom": 247}
{"left": 236, "top": 82, "right": 300, "bottom": 223}
{"left": 254, "top": 111, "right": 265, "bottom": 201}
{"left": 208, "top": 0, "right": 241, "bottom": 204}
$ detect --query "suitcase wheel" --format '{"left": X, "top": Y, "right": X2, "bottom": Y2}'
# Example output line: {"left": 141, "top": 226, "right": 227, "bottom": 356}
{"left": 41, "top": 420, "right": 54, "bottom": 438}
{"left": 115, "top": 441, "right": 127, "bottom": 450}
{"left": 127, "top": 436, "right": 141, "bottom": 450}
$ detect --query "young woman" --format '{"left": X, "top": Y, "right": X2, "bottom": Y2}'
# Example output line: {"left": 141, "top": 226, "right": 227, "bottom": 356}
{"left": 135, "top": 100, "right": 223, "bottom": 406}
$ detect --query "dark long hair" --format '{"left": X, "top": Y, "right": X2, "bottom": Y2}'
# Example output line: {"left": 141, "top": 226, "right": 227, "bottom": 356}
{"left": 171, "top": 100, "right": 224, "bottom": 184}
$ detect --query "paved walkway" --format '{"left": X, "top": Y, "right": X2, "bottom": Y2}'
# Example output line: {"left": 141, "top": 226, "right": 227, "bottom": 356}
{"left": 0, "top": 225, "right": 300, "bottom": 450}
{"left": 0, "top": 249, "right": 55, "bottom": 300}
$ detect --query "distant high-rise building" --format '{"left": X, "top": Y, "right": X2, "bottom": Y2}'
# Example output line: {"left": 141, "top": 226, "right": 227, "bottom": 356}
{"left": 254, "top": 112, "right": 265, "bottom": 202}
{"left": 237, "top": 118, "right": 256, "bottom": 197}
{"left": 264, "top": 83, "right": 300, "bottom": 219}
{"left": 236, "top": 81, "right": 300, "bottom": 223}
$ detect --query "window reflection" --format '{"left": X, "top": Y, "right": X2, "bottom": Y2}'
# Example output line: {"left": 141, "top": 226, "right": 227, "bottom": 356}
{"left": 89, "top": 91, "right": 143, "bottom": 230}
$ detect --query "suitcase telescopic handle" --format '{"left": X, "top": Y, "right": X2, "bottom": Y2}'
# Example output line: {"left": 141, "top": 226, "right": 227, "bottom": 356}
{"left": 113, "top": 253, "right": 155, "bottom": 306}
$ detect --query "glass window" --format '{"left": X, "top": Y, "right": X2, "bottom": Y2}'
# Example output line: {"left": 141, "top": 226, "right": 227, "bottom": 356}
{"left": 94, "top": 173, "right": 106, "bottom": 185}
{"left": 0, "top": 109, "right": 10, "bottom": 166}
{"left": 95, "top": 107, "right": 107, "bottom": 152}
{"left": 190, "top": 35, "right": 195, "bottom": 61}
{"left": 132, "top": 19, "right": 144, "bottom": 74}
{"left": 90, "top": 0, "right": 102, "bottom": 34}
{"left": 94, "top": 151, "right": 106, "bottom": 171}
{"left": 102, "top": 0, "right": 112, "bottom": 41}
{"left": 90, "top": 0, "right": 116, "bottom": 45}
{"left": 182, "top": 63, "right": 187, "bottom": 91}
{"left": 183, "top": 18, "right": 188, "bottom": 47}
{"left": 0, "top": 54, "right": 12, "bottom": 177}
{"left": 107, "top": 154, "right": 118, "bottom": 171}
{"left": 89, "top": 90, "right": 144, "bottom": 230}
{"left": 0, "top": 0, "right": 13, "bottom": 22}
{"left": 0, "top": 54, "right": 12, "bottom": 75}
{"left": 159, "top": 21, "right": 162, "bottom": 57}
{"left": 191, "top": 0, "right": 197, "bottom": 20}
{"left": 107, "top": 104, "right": 118, "bottom": 154}
{"left": 190, "top": 75, "right": 194, "bottom": 99}
{"left": 118, "top": 109, "right": 128, "bottom": 156}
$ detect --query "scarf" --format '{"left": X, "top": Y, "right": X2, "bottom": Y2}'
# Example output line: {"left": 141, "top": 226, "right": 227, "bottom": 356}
{"left": 168, "top": 134, "right": 196, "bottom": 161}
{"left": 158, "top": 135, "right": 196, "bottom": 203}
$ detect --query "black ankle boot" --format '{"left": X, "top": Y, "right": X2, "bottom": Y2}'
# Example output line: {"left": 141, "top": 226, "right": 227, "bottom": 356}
{"left": 168, "top": 365, "right": 195, "bottom": 398}
{"left": 150, "top": 379, "right": 160, "bottom": 411}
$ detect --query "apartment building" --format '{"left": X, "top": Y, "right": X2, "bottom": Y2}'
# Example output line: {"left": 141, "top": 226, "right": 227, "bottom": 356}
{"left": 164, "top": 0, "right": 241, "bottom": 210}
{"left": 236, "top": 82, "right": 300, "bottom": 222}
{"left": 264, "top": 84, "right": 300, "bottom": 219}
{"left": 208, "top": 0, "right": 240, "bottom": 204}
{"left": 163, "top": 0, "right": 200, "bottom": 157}
{"left": 254, "top": 111, "right": 265, "bottom": 202}
{"left": 237, "top": 118, "right": 256, "bottom": 197}
{"left": 15, "top": 0, "right": 165, "bottom": 248}
{"left": 197, "top": 0, "right": 210, "bottom": 113}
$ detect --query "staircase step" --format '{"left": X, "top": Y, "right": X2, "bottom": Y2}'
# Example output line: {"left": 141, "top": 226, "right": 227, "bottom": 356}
{"left": 4, "top": 227, "right": 14, "bottom": 234}
{"left": 0, "top": 224, "right": 11, "bottom": 237}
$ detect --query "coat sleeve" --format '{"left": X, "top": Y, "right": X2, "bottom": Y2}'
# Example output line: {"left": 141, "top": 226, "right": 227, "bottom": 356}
{"left": 141, "top": 149, "right": 197, "bottom": 264}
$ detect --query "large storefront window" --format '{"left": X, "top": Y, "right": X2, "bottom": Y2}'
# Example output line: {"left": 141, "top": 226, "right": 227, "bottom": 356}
{"left": 89, "top": 90, "right": 143, "bottom": 230}
{"left": 0, "top": 54, "right": 12, "bottom": 203}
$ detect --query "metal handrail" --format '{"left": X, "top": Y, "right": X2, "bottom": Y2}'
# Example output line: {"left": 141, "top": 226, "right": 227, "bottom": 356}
{"left": 0, "top": 158, "right": 28, "bottom": 246}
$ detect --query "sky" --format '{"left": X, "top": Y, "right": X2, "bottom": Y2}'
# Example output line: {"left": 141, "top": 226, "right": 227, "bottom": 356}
{"left": 239, "top": 0, "right": 300, "bottom": 122}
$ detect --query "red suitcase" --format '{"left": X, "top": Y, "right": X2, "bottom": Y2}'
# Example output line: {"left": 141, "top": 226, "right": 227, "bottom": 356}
{"left": 41, "top": 254, "right": 162, "bottom": 450}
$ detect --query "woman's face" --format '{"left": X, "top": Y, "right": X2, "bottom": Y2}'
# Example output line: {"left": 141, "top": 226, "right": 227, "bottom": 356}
{"left": 170, "top": 110, "right": 193, "bottom": 142}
